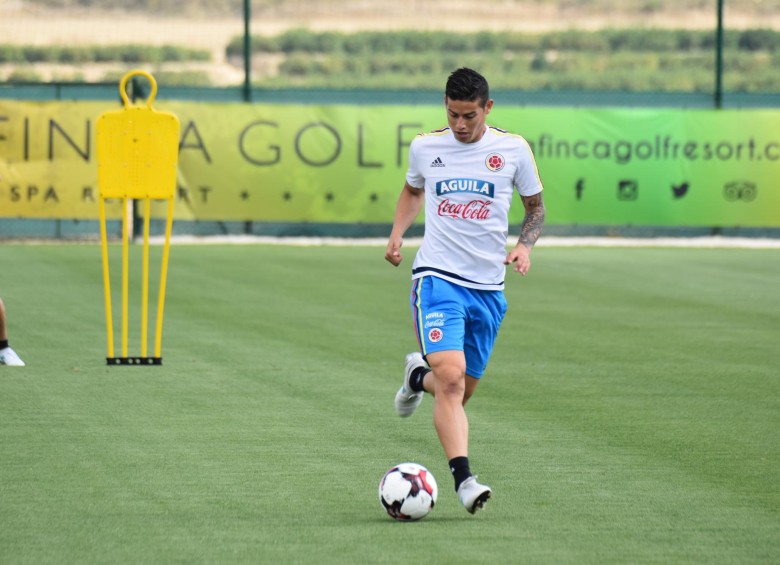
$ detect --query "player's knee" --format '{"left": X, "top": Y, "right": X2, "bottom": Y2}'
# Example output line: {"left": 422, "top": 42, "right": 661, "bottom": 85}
{"left": 440, "top": 381, "right": 465, "bottom": 402}
{"left": 433, "top": 367, "right": 465, "bottom": 399}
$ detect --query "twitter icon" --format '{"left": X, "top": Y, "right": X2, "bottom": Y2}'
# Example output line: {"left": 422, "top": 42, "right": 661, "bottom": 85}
{"left": 672, "top": 182, "right": 689, "bottom": 199}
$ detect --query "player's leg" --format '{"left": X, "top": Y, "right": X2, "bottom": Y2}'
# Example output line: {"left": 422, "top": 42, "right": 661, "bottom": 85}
{"left": 450, "top": 288, "right": 506, "bottom": 513}
{"left": 463, "top": 374, "right": 479, "bottom": 405}
{"left": 395, "top": 276, "right": 492, "bottom": 513}
{"left": 413, "top": 361, "right": 478, "bottom": 405}
{"left": 425, "top": 349, "right": 468, "bottom": 460}
{"left": 395, "top": 352, "right": 427, "bottom": 417}
{"left": 425, "top": 350, "right": 491, "bottom": 513}
{"left": 396, "top": 276, "right": 463, "bottom": 416}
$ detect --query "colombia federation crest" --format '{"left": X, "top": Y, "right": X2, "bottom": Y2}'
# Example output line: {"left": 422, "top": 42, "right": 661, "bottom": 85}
{"left": 485, "top": 153, "right": 505, "bottom": 172}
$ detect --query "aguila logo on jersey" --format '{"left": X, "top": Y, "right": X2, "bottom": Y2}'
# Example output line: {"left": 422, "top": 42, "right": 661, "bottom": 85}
{"left": 435, "top": 178, "right": 495, "bottom": 198}
{"left": 485, "top": 153, "right": 505, "bottom": 172}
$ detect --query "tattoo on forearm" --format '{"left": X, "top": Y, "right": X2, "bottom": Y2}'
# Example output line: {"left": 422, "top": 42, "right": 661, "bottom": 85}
{"left": 519, "top": 193, "right": 546, "bottom": 249}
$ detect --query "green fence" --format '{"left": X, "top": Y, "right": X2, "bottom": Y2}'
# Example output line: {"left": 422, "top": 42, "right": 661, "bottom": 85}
{"left": 1, "top": 1, "right": 779, "bottom": 108}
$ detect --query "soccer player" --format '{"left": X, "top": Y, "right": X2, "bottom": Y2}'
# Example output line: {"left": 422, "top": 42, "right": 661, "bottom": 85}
{"left": 0, "top": 297, "right": 25, "bottom": 366}
{"left": 385, "top": 67, "right": 545, "bottom": 514}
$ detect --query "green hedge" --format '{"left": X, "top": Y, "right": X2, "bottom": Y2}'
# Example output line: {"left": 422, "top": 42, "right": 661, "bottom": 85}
{"left": 225, "top": 28, "right": 780, "bottom": 92}
{"left": 227, "top": 28, "right": 780, "bottom": 56}
{"left": 257, "top": 48, "right": 779, "bottom": 93}
{"left": 0, "top": 44, "right": 211, "bottom": 64}
{"left": 100, "top": 70, "right": 212, "bottom": 86}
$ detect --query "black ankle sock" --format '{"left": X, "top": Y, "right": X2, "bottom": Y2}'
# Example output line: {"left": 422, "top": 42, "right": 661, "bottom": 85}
{"left": 449, "top": 456, "right": 472, "bottom": 492}
{"left": 0, "top": 340, "right": 8, "bottom": 350}
{"left": 409, "top": 367, "right": 430, "bottom": 393}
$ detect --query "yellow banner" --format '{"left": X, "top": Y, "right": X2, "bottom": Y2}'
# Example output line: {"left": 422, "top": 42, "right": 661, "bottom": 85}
{"left": 1, "top": 100, "right": 778, "bottom": 226}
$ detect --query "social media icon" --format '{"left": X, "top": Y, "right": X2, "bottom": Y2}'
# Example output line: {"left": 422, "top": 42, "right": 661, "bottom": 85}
{"left": 672, "top": 182, "right": 689, "bottom": 199}
{"left": 575, "top": 178, "right": 585, "bottom": 200}
{"left": 723, "top": 181, "right": 757, "bottom": 202}
{"left": 618, "top": 180, "right": 638, "bottom": 201}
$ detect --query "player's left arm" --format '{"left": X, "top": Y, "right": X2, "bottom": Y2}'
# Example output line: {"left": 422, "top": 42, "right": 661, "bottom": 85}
{"left": 505, "top": 191, "right": 546, "bottom": 276}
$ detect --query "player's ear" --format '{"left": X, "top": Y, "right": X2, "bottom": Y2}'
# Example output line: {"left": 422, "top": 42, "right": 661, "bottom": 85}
{"left": 484, "top": 99, "right": 494, "bottom": 114}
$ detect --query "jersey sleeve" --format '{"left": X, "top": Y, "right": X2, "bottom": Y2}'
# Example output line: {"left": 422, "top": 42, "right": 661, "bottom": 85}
{"left": 514, "top": 137, "right": 544, "bottom": 197}
{"left": 405, "top": 137, "right": 425, "bottom": 190}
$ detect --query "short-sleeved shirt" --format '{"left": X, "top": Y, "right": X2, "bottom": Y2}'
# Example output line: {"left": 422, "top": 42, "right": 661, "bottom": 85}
{"left": 406, "top": 124, "right": 543, "bottom": 291}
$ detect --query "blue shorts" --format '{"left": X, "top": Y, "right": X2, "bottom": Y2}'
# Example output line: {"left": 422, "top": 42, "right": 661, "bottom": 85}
{"left": 410, "top": 275, "right": 508, "bottom": 379}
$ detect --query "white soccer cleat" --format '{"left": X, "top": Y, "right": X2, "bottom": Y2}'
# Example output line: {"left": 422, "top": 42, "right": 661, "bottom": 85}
{"left": 0, "top": 347, "right": 25, "bottom": 366}
{"left": 394, "top": 352, "right": 425, "bottom": 417}
{"left": 457, "top": 476, "right": 492, "bottom": 514}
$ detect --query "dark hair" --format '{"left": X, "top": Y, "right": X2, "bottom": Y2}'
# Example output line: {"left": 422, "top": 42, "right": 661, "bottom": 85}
{"left": 445, "top": 67, "right": 490, "bottom": 107}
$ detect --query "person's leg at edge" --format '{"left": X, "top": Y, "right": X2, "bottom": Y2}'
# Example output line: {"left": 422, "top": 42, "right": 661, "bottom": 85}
{"left": 0, "top": 298, "right": 25, "bottom": 366}
{"left": 0, "top": 298, "right": 9, "bottom": 344}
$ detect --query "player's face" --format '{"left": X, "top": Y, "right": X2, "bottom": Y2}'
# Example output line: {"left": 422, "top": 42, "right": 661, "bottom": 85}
{"left": 445, "top": 96, "right": 493, "bottom": 144}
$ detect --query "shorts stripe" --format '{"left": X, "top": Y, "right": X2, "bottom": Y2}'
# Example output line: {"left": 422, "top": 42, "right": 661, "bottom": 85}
{"left": 411, "top": 277, "right": 426, "bottom": 356}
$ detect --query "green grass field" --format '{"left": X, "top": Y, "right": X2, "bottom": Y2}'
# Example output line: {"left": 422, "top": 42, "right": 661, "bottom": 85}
{"left": 0, "top": 243, "right": 778, "bottom": 564}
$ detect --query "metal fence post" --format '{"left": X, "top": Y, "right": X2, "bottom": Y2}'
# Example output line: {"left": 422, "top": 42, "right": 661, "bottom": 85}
{"left": 715, "top": 0, "right": 724, "bottom": 109}
{"left": 243, "top": 0, "right": 252, "bottom": 102}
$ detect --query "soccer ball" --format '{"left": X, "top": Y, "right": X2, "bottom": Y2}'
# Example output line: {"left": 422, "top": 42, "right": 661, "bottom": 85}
{"left": 378, "top": 462, "right": 438, "bottom": 521}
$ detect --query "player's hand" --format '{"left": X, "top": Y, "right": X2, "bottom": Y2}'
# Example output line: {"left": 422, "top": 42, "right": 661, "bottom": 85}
{"left": 385, "top": 237, "right": 403, "bottom": 266}
{"left": 504, "top": 244, "right": 531, "bottom": 276}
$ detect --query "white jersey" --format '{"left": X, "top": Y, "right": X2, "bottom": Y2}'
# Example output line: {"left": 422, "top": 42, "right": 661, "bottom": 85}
{"left": 406, "top": 124, "right": 543, "bottom": 291}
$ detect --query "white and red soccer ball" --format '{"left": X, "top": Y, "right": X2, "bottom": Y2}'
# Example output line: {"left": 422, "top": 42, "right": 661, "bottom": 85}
{"left": 378, "top": 462, "right": 438, "bottom": 521}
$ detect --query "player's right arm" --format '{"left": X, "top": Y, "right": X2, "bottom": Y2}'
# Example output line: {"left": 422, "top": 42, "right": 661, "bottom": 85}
{"left": 385, "top": 182, "right": 424, "bottom": 267}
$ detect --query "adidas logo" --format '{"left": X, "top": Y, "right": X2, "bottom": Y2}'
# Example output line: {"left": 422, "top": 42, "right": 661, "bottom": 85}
{"left": 430, "top": 157, "right": 445, "bottom": 167}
